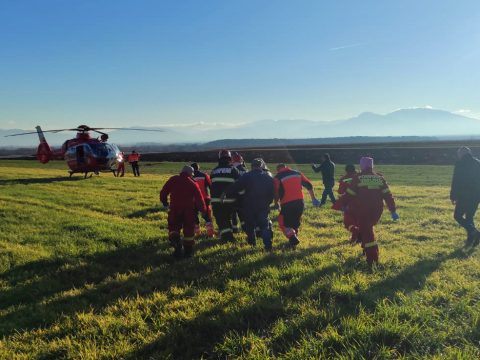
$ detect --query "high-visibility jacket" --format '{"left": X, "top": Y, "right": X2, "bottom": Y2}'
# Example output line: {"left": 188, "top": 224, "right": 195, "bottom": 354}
{"left": 160, "top": 172, "right": 206, "bottom": 213}
{"left": 128, "top": 153, "right": 140, "bottom": 162}
{"left": 193, "top": 170, "right": 212, "bottom": 200}
{"left": 274, "top": 167, "right": 313, "bottom": 205}
{"left": 210, "top": 160, "right": 240, "bottom": 204}
{"left": 338, "top": 171, "right": 358, "bottom": 195}
{"left": 333, "top": 170, "right": 396, "bottom": 215}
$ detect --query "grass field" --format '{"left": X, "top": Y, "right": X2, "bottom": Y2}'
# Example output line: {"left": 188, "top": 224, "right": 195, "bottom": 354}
{"left": 1, "top": 160, "right": 479, "bottom": 359}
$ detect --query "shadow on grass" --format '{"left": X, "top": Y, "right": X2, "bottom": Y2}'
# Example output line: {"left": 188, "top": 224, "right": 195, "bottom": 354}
{"left": 128, "top": 246, "right": 468, "bottom": 359}
{"left": 127, "top": 206, "right": 162, "bottom": 218}
{"left": 2, "top": 235, "right": 466, "bottom": 359}
{"left": 0, "top": 238, "right": 336, "bottom": 341}
{"left": 0, "top": 177, "right": 84, "bottom": 185}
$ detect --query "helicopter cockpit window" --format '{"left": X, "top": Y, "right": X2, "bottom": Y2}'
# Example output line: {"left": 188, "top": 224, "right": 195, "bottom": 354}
{"left": 89, "top": 143, "right": 110, "bottom": 157}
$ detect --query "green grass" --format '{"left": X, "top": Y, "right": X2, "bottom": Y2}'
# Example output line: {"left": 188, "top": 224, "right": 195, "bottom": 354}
{"left": 1, "top": 160, "right": 479, "bottom": 359}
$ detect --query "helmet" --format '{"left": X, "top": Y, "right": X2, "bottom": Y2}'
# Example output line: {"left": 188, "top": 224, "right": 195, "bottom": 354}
{"left": 218, "top": 149, "right": 232, "bottom": 159}
{"left": 232, "top": 151, "right": 243, "bottom": 164}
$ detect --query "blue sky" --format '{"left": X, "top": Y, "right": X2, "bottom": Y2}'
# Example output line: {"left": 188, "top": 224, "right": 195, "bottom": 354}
{"left": 1, "top": 0, "right": 479, "bottom": 129}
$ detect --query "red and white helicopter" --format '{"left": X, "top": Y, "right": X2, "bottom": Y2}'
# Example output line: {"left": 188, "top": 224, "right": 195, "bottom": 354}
{"left": 5, "top": 125, "right": 163, "bottom": 178}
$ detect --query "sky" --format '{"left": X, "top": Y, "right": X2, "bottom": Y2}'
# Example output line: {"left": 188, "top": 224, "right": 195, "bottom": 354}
{"left": 1, "top": 0, "right": 480, "bottom": 130}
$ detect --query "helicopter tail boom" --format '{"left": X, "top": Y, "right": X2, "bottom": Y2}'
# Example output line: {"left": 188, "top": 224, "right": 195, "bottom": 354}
{"left": 35, "top": 126, "right": 53, "bottom": 163}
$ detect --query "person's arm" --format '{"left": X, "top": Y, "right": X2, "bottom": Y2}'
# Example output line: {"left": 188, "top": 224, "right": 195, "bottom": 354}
{"left": 301, "top": 173, "right": 319, "bottom": 206}
{"left": 205, "top": 173, "right": 212, "bottom": 197}
{"left": 224, "top": 174, "right": 247, "bottom": 199}
{"left": 266, "top": 177, "right": 275, "bottom": 206}
{"left": 273, "top": 177, "right": 280, "bottom": 203}
{"left": 380, "top": 178, "right": 398, "bottom": 219}
{"left": 193, "top": 182, "right": 207, "bottom": 213}
{"left": 160, "top": 178, "right": 173, "bottom": 207}
{"left": 450, "top": 163, "right": 459, "bottom": 203}
{"left": 311, "top": 164, "right": 321, "bottom": 173}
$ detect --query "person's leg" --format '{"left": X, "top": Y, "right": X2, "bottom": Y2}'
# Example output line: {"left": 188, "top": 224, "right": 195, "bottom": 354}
{"left": 183, "top": 209, "right": 196, "bottom": 257}
{"left": 454, "top": 201, "right": 475, "bottom": 235}
{"left": 231, "top": 211, "right": 239, "bottom": 233}
{"left": 167, "top": 210, "right": 183, "bottom": 258}
{"left": 327, "top": 184, "right": 336, "bottom": 203}
{"left": 243, "top": 210, "right": 256, "bottom": 246}
{"left": 361, "top": 224, "right": 378, "bottom": 266}
{"left": 278, "top": 205, "right": 295, "bottom": 240}
{"left": 344, "top": 210, "right": 360, "bottom": 243}
{"left": 136, "top": 162, "right": 141, "bottom": 176}
{"left": 213, "top": 203, "right": 234, "bottom": 241}
{"left": 320, "top": 186, "right": 328, "bottom": 205}
{"left": 256, "top": 211, "right": 272, "bottom": 250}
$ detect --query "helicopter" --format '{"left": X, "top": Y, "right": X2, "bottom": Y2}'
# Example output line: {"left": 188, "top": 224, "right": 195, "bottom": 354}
{"left": 5, "top": 125, "right": 164, "bottom": 178}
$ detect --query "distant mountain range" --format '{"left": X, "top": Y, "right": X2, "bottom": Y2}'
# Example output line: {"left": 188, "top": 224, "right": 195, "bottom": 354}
{"left": 1, "top": 108, "right": 480, "bottom": 148}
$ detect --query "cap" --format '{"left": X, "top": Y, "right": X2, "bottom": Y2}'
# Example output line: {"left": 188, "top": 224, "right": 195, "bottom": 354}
{"left": 360, "top": 157, "right": 374, "bottom": 172}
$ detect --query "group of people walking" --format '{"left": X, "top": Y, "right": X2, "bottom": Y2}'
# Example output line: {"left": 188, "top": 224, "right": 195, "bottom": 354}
{"left": 159, "top": 146, "right": 480, "bottom": 266}
{"left": 159, "top": 149, "right": 405, "bottom": 267}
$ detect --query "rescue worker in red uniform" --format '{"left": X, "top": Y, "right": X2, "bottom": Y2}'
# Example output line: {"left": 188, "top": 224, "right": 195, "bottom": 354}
{"left": 231, "top": 151, "right": 247, "bottom": 232}
{"left": 274, "top": 164, "right": 320, "bottom": 248}
{"left": 210, "top": 150, "right": 241, "bottom": 241}
{"left": 160, "top": 165, "right": 206, "bottom": 258}
{"left": 128, "top": 150, "right": 141, "bottom": 177}
{"left": 116, "top": 151, "right": 125, "bottom": 177}
{"left": 338, "top": 164, "right": 359, "bottom": 243}
{"left": 191, "top": 162, "right": 214, "bottom": 238}
{"left": 333, "top": 157, "right": 399, "bottom": 266}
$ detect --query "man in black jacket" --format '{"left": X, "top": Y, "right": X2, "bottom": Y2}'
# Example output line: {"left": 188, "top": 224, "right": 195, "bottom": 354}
{"left": 451, "top": 147, "right": 480, "bottom": 247}
{"left": 312, "top": 153, "right": 336, "bottom": 205}
{"left": 224, "top": 158, "right": 274, "bottom": 250}
{"left": 210, "top": 149, "right": 241, "bottom": 242}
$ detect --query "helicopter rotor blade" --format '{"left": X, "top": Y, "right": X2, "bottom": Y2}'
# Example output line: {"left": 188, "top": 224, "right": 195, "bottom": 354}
{"left": 4, "top": 128, "right": 79, "bottom": 137}
{"left": 5, "top": 126, "right": 166, "bottom": 137}
{"left": 90, "top": 128, "right": 166, "bottom": 132}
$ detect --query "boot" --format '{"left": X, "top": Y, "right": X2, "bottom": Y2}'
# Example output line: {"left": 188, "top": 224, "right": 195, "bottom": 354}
{"left": 465, "top": 230, "right": 476, "bottom": 248}
{"left": 173, "top": 245, "right": 183, "bottom": 258}
{"left": 184, "top": 244, "right": 194, "bottom": 258}
{"left": 288, "top": 235, "right": 300, "bottom": 249}
{"left": 183, "top": 240, "right": 195, "bottom": 258}
{"left": 206, "top": 222, "right": 215, "bottom": 238}
{"left": 169, "top": 233, "right": 183, "bottom": 259}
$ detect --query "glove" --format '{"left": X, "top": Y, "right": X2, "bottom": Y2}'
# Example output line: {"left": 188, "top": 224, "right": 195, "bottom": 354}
{"left": 312, "top": 198, "right": 321, "bottom": 207}
{"left": 391, "top": 212, "right": 399, "bottom": 221}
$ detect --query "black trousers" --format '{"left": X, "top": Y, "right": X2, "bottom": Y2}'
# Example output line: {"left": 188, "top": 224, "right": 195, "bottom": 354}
{"left": 212, "top": 202, "right": 236, "bottom": 240}
{"left": 321, "top": 182, "right": 336, "bottom": 204}
{"left": 454, "top": 199, "right": 480, "bottom": 234}
{"left": 130, "top": 162, "right": 140, "bottom": 176}
{"left": 280, "top": 200, "right": 305, "bottom": 231}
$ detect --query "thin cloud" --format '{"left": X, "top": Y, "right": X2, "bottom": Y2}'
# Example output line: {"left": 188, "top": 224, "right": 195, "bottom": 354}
{"left": 329, "top": 43, "right": 364, "bottom": 51}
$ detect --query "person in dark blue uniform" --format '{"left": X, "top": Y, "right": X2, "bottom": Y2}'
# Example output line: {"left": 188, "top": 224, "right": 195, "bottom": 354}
{"left": 224, "top": 158, "right": 275, "bottom": 251}
{"left": 312, "top": 153, "right": 336, "bottom": 205}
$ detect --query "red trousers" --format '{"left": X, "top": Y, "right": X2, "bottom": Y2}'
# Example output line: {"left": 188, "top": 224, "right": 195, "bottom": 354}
{"left": 345, "top": 207, "right": 382, "bottom": 265}
{"left": 168, "top": 208, "right": 196, "bottom": 248}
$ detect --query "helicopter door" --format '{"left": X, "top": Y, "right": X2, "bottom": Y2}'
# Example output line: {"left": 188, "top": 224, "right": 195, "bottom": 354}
{"left": 76, "top": 145, "right": 85, "bottom": 164}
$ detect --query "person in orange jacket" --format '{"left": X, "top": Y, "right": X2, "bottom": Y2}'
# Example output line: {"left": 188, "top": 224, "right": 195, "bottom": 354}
{"left": 333, "top": 157, "right": 399, "bottom": 266}
{"left": 160, "top": 165, "right": 207, "bottom": 258}
{"left": 191, "top": 162, "right": 214, "bottom": 237}
{"left": 338, "top": 164, "right": 358, "bottom": 243}
{"left": 128, "top": 150, "right": 141, "bottom": 177}
{"left": 273, "top": 163, "right": 320, "bottom": 248}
